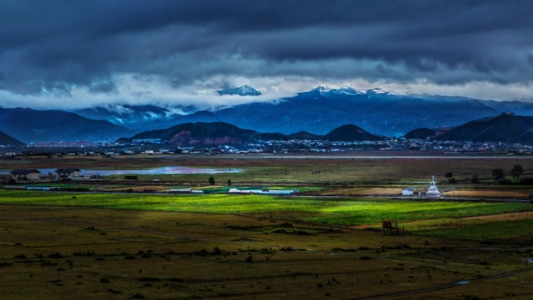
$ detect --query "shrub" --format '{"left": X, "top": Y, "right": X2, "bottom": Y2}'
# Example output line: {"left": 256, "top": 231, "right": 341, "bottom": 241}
{"left": 498, "top": 178, "right": 512, "bottom": 185}
{"left": 519, "top": 177, "right": 533, "bottom": 185}
{"left": 492, "top": 168, "right": 505, "bottom": 181}
{"left": 511, "top": 164, "right": 524, "bottom": 181}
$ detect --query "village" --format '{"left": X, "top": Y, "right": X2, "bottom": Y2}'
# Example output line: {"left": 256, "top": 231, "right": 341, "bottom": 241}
{"left": 2, "top": 136, "right": 533, "bottom": 158}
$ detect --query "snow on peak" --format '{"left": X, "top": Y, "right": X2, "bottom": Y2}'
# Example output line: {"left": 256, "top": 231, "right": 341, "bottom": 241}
{"left": 102, "top": 104, "right": 133, "bottom": 115}
{"left": 336, "top": 87, "right": 361, "bottom": 95}
{"left": 310, "top": 86, "right": 362, "bottom": 96}
{"left": 366, "top": 88, "right": 389, "bottom": 95}
{"left": 311, "top": 85, "right": 331, "bottom": 93}
{"left": 217, "top": 85, "right": 262, "bottom": 96}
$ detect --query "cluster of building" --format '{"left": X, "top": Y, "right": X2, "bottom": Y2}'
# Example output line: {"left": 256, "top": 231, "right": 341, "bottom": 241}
{"left": 6, "top": 168, "right": 81, "bottom": 183}
{"left": 227, "top": 188, "right": 299, "bottom": 195}
{"left": 260, "top": 138, "right": 533, "bottom": 154}
{"left": 168, "top": 188, "right": 299, "bottom": 195}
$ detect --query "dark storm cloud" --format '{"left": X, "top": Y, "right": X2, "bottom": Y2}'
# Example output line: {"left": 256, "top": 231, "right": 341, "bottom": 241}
{"left": 1, "top": 0, "right": 532, "bottom": 99}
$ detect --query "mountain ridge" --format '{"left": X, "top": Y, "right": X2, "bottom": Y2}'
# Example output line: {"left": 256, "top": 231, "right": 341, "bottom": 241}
{"left": 119, "top": 121, "right": 383, "bottom": 145}
{"left": 434, "top": 113, "right": 533, "bottom": 143}
{"left": 3, "top": 86, "right": 533, "bottom": 142}
{"left": 0, "top": 130, "right": 25, "bottom": 146}
{"left": 73, "top": 86, "right": 533, "bottom": 136}
{"left": 0, "top": 107, "right": 132, "bottom": 143}
{"left": 217, "top": 85, "right": 262, "bottom": 96}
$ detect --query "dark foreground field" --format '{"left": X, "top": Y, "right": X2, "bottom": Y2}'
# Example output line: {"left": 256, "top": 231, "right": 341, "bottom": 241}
{"left": 0, "top": 204, "right": 532, "bottom": 300}
{"left": 1, "top": 154, "right": 533, "bottom": 299}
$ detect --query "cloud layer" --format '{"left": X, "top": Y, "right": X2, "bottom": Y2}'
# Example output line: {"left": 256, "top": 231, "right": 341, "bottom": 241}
{"left": 1, "top": 0, "right": 533, "bottom": 109}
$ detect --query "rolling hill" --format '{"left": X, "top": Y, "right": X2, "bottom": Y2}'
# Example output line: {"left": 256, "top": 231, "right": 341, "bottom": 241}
{"left": 0, "top": 130, "right": 25, "bottom": 146}
{"left": 121, "top": 113, "right": 533, "bottom": 145}
{"left": 324, "top": 124, "right": 383, "bottom": 141}
{"left": 121, "top": 122, "right": 258, "bottom": 145}
{"left": 405, "top": 128, "right": 437, "bottom": 140}
{"left": 434, "top": 113, "right": 533, "bottom": 143}
{"left": 119, "top": 121, "right": 384, "bottom": 145}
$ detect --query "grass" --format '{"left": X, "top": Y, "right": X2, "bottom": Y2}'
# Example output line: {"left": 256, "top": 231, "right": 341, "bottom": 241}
{"left": 310, "top": 200, "right": 533, "bottom": 224}
{"left": 1, "top": 190, "right": 531, "bottom": 236}
{"left": 416, "top": 218, "right": 533, "bottom": 240}
{"left": 0, "top": 201, "right": 531, "bottom": 299}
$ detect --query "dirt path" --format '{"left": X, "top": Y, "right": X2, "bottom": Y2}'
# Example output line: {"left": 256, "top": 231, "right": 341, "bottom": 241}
{"left": 352, "top": 267, "right": 533, "bottom": 300}
{"left": 351, "top": 211, "right": 533, "bottom": 230}
{"left": 462, "top": 210, "right": 533, "bottom": 222}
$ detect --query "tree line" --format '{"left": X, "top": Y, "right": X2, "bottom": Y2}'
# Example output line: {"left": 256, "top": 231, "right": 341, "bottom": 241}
{"left": 446, "top": 164, "right": 527, "bottom": 184}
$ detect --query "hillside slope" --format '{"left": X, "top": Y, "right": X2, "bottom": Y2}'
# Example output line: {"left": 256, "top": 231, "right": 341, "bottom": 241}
{"left": 0, "top": 108, "right": 132, "bottom": 142}
{"left": 434, "top": 113, "right": 533, "bottom": 143}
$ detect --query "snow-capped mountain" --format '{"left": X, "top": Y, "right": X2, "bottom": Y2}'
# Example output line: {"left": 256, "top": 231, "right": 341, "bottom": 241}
{"left": 5, "top": 85, "right": 533, "bottom": 142}
{"left": 174, "top": 86, "right": 533, "bottom": 136}
{"left": 71, "top": 86, "right": 533, "bottom": 136}
{"left": 217, "top": 85, "right": 262, "bottom": 96}
{"left": 308, "top": 86, "right": 362, "bottom": 96}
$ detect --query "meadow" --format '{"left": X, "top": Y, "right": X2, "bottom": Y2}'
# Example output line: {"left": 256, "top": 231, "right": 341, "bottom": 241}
{"left": 0, "top": 153, "right": 532, "bottom": 299}
{"left": 1, "top": 190, "right": 532, "bottom": 238}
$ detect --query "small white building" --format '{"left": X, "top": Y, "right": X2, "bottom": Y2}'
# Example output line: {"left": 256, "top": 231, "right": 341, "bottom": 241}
{"left": 168, "top": 188, "right": 204, "bottom": 194}
{"left": 402, "top": 187, "right": 414, "bottom": 196}
{"left": 228, "top": 188, "right": 298, "bottom": 195}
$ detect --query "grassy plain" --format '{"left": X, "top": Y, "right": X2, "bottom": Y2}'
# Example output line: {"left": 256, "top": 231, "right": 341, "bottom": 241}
{"left": 0, "top": 153, "right": 533, "bottom": 299}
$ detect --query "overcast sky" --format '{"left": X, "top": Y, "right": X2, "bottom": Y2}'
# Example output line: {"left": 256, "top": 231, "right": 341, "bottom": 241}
{"left": 1, "top": 0, "right": 533, "bottom": 109}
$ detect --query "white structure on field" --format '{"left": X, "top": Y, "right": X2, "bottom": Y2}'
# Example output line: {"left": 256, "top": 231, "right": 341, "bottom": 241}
{"left": 426, "top": 176, "right": 441, "bottom": 198}
{"left": 402, "top": 187, "right": 414, "bottom": 196}
{"left": 228, "top": 188, "right": 298, "bottom": 195}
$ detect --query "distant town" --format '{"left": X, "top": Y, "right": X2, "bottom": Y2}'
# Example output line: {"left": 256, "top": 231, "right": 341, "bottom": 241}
{"left": 1, "top": 136, "right": 533, "bottom": 158}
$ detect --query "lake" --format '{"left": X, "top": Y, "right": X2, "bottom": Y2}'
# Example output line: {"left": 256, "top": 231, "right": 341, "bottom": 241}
{"left": 1, "top": 166, "right": 240, "bottom": 176}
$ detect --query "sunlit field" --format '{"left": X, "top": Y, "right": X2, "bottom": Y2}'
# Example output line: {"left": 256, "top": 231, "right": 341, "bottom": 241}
{"left": 1, "top": 190, "right": 532, "bottom": 238}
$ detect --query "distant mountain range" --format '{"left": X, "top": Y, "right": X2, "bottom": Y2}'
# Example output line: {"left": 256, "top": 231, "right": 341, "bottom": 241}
{"left": 73, "top": 86, "right": 533, "bottom": 137}
{"left": 2, "top": 85, "right": 533, "bottom": 143}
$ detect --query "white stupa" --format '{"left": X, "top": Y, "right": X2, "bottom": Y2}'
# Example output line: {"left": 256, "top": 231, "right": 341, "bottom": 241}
{"left": 426, "top": 176, "right": 441, "bottom": 198}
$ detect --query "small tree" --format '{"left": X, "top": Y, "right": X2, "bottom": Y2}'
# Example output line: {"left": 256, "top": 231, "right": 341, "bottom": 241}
{"left": 471, "top": 174, "right": 480, "bottom": 184}
{"left": 445, "top": 171, "right": 455, "bottom": 183}
{"left": 510, "top": 164, "right": 524, "bottom": 181}
{"left": 227, "top": 179, "right": 232, "bottom": 186}
{"left": 492, "top": 168, "right": 505, "bottom": 181}
{"left": 208, "top": 176, "right": 215, "bottom": 185}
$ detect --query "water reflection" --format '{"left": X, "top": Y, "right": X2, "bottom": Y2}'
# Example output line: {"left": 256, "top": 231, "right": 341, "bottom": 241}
{"left": 3, "top": 166, "right": 240, "bottom": 176}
